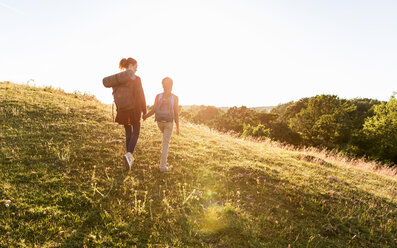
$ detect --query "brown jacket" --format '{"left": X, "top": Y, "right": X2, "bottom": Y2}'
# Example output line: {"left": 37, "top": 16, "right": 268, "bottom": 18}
{"left": 115, "top": 76, "right": 146, "bottom": 125}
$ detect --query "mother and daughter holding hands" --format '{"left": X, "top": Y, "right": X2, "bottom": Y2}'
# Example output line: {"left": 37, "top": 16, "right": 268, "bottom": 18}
{"left": 113, "top": 57, "right": 179, "bottom": 172}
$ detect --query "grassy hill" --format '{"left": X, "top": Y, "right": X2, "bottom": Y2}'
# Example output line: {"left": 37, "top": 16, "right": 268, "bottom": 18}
{"left": 1, "top": 82, "right": 396, "bottom": 247}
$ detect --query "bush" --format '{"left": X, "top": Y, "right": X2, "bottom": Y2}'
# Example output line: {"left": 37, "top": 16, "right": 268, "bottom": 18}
{"left": 361, "top": 96, "right": 397, "bottom": 164}
{"left": 269, "top": 121, "right": 302, "bottom": 145}
{"left": 242, "top": 124, "right": 270, "bottom": 138}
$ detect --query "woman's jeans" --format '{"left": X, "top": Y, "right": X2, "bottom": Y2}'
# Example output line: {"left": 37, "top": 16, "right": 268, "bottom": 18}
{"left": 157, "top": 121, "right": 174, "bottom": 168}
{"left": 124, "top": 122, "right": 141, "bottom": 154}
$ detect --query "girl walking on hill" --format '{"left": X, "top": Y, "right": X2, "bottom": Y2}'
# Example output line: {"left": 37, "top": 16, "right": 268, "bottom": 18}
{"left": 116, "top": 57, "right": 147, "bottom": 170}
{"left": 143, "top": 77, "right": 179, "bottom": 172}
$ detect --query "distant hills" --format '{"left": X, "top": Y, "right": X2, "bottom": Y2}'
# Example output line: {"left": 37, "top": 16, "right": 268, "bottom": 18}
{"left": 181, "top": 105, "right": 275, "bottom": 113}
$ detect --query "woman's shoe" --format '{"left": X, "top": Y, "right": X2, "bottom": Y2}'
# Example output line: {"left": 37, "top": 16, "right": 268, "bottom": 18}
{"left": 124, "top": 152, "right": 134, "bottom": 170}
{"left": 128, "top": 153, "right": 134, "bottom": 167}
{"left": 124, "top": 153, "right": 131, "bottom": 170}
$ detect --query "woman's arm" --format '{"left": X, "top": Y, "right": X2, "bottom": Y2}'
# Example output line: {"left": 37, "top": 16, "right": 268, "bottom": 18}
{"left": 143, "top": 95, "right": 159, "bottom": 120}
{"left": 137, "top": 77, "right": 147, "bottom": 116}
{"left": 174, "top": 95, "right": 179, "bottom": 135}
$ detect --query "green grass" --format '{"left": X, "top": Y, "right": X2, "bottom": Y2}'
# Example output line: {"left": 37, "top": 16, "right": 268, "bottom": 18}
{"left": 1, "top": 81, "right": 396, "bottom": 247}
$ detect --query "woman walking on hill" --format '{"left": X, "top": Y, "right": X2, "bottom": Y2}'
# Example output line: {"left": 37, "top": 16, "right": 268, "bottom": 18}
{"left": 116, "top": 57, "right": 147, "bottom": 170}
{"left": 143, "top": 77, "right": 179, "bottom": 172}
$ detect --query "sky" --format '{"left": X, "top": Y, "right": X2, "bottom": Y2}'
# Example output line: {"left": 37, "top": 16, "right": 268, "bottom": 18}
{"left": 1, "top": 0, "right": 396, "bottom": 107}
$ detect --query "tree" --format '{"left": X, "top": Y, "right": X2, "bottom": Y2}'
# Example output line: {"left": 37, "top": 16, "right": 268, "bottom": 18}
{"left": 361, "top": 96, "right": 397, "bottom": 164}
{"left": 279, "top": 98, "right": 309, "bottom": 122}
{"left": 270, "top": 101, "right": 295, "bottom": 115}
{"left": 269, "top": 121, "right": 302, "bottom": 145}
{"left": 289, "top": 95, "right": 356, "bottom": 148}
{"left": 349, "top": 98, "right": 382, "bottom": 131}
{"left": 255, "top": 112, "right": 279, "bottom": 127}
{"left": 217, "top": 106, "right": 258, "bottom": 133}
{"left": 242, "top": 124, "right": 270, "bottom": 138}
{"left": 193, "top": 106, "right": 222, "bottom": 128}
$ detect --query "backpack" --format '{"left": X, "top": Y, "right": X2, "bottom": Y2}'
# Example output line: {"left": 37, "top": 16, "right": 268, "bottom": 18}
{"left": 155, "top": 93, "right": 174, "bottom": 122}
{"left": 103, "top": 70, "right": 136, "bottom": 111}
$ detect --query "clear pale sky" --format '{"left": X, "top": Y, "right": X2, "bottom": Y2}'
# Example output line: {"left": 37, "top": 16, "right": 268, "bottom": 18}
{"left": 1, "top": 0, "right": 396, "bottom": 107}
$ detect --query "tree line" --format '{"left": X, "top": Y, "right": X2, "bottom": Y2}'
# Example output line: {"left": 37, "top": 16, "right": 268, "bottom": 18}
{"left": 180, "top": 94, "right": 397, "bottom": 166}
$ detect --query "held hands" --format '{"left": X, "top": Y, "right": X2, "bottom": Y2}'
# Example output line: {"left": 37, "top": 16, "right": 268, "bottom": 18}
{"left": 142, "top": 112, "right": 153, "bottom": 121}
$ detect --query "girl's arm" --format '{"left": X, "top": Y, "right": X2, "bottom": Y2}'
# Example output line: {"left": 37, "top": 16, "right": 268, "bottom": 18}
{"left": 174, "top": 95, "right": 179, "bottom": 135}
{"left": 143, "top": 95, "right": 159, "bottom": 120}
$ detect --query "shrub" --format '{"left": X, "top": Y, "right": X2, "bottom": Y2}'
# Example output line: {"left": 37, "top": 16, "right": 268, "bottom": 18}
{"left": 242, "top": 124, "right": 270, "bottom": 138}
{"left": 361, "top": 96, "right": 397, "bottom": 164}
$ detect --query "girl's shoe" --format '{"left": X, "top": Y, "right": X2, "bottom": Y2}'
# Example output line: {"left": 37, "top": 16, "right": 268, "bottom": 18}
{"left": 160, "top": 166, "right": 172, "bottom": 172}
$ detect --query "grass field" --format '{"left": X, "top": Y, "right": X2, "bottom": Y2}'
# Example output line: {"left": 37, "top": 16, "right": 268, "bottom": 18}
{"left": 1, "top": 82, "right": 396, "bottom": 247}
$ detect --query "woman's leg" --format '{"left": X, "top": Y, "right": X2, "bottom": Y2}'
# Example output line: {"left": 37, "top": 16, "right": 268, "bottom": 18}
{"left": 159, "top": 122, "right": 173, "bottom": 168}
{"left": 124, "top": 125, "right": 132, "bottom": 152}
{"left": 127, "top": 121, "right": 141, "bottom": 154}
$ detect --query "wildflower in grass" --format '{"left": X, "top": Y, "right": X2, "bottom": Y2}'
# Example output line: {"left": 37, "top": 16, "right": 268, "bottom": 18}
{"left": 29, "top": 209, "right": 34, "bottom": 213}
{"left": 328, "top": 175, "right": 338, "bottom": 182}
{"left": 246, "top": 196, "right": 254, "bottom": 202}
{"left": 5, "top": 204, "right": 9, "bottom": 207}
{"left": 6, "top": 200, "right": 11, "bottom": 203}
{"left": 195, "top": 190, "right": 203, "bottom": 198}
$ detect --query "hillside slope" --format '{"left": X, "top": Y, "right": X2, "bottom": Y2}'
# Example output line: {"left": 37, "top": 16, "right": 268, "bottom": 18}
{"left": 1, "top": 82, "right": 396, "bottom": 247}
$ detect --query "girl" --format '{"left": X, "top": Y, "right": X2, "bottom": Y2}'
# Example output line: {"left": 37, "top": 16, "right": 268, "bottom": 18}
{"left": 143, "top": 77, "right": 179, "bottom": 172}
{"left": 116, "top": 57, "right": 147, "bottom": 170}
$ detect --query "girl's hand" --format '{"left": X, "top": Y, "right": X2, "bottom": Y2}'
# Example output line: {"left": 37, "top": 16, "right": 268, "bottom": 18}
{"left": 176, "top": 127, "right": 180, "bottom": 135}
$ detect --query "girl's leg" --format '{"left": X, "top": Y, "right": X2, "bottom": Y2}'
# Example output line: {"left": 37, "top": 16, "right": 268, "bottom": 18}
{"left": 157, "top": 122, "right": 165, "bottom": 133}
{"left": 124, "top": 125, "right": 132, "bottom": 152}
{"left": 159, "top": 122, "right": 173, "bottom": 168}
{"left": 127, "top": 122, "right": 141, "bottom": 154}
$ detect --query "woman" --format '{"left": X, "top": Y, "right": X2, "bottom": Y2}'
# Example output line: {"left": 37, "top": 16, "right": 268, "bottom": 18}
{"left": 143, "top": 77, "right": 179, "bottom": 172}
{"left": 116, "top": 57, "right": 146, "bottom": 170}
